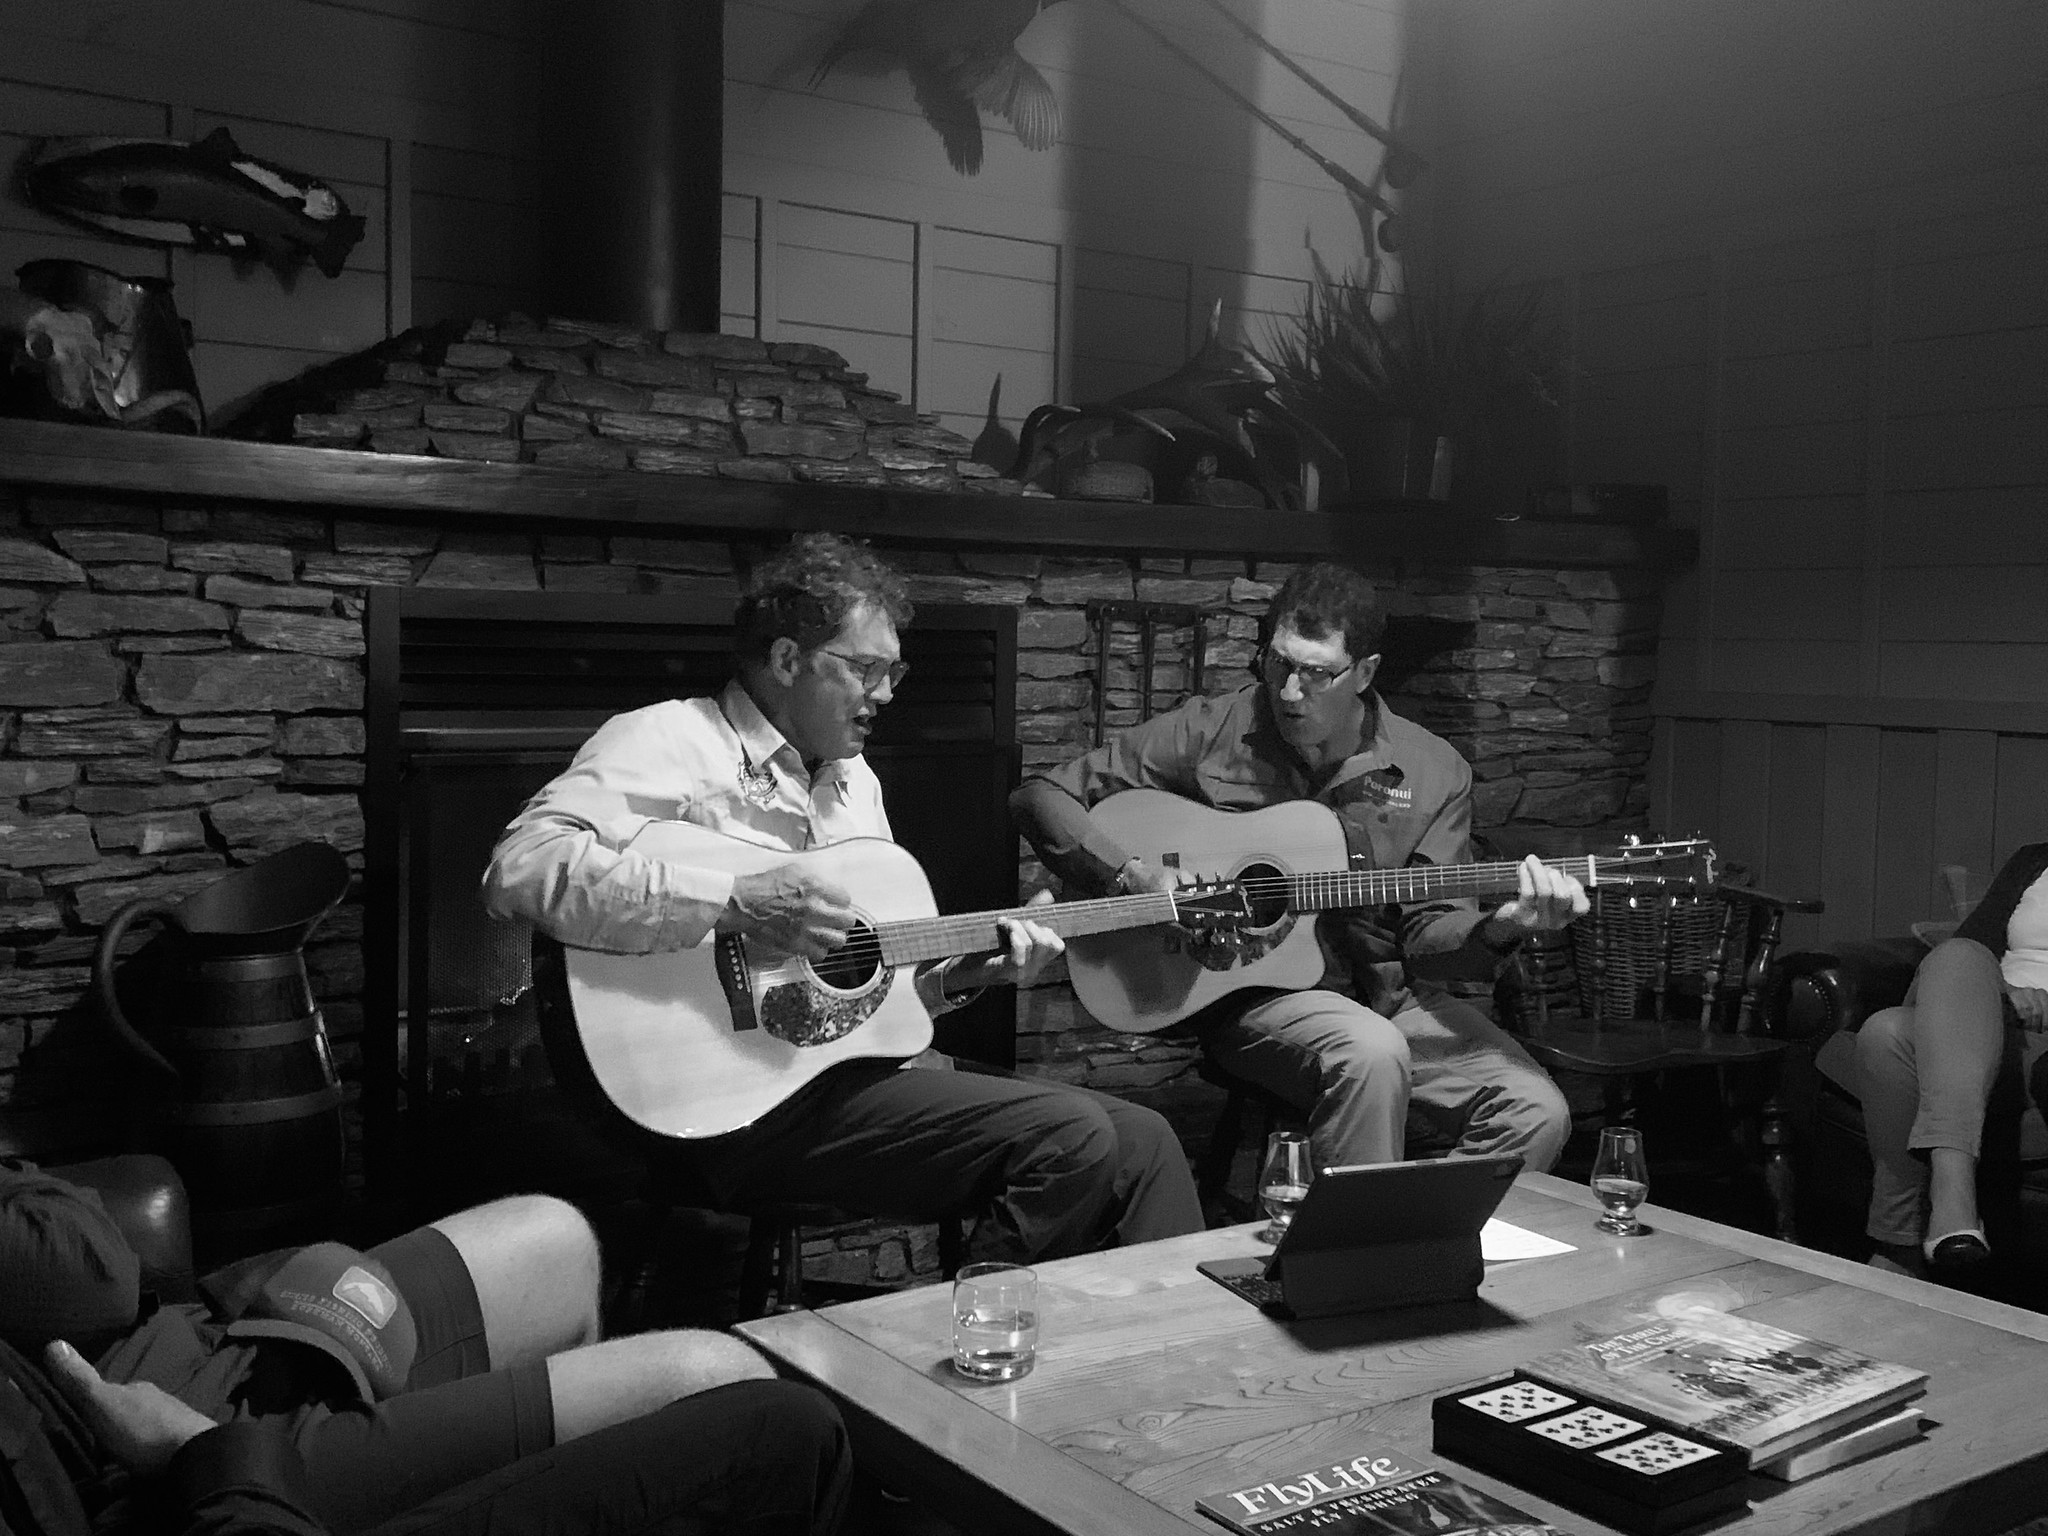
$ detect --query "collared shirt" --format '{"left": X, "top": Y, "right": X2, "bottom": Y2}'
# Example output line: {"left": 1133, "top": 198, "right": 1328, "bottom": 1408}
{"left": 1013, "top": 683, "right": 1499, "bottom": 1017}
{"left": 484, "top": 680, "right": 960, "bottom": 1015}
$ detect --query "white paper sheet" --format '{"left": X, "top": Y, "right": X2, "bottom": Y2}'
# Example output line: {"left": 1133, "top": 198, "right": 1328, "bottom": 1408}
{"left": 1481, "top": 1217, "right": 1577, "bottom": 1262}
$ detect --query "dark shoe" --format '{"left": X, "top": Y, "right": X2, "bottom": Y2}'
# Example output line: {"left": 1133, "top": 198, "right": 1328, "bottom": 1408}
{"left": 1924, "top": 1229, "right": 1992, "bottom": 1269}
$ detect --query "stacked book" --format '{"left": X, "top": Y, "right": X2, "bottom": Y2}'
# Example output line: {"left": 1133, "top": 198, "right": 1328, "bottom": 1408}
{"left": 1434, "top": 1308, "right": 1927, "bottom": 1532}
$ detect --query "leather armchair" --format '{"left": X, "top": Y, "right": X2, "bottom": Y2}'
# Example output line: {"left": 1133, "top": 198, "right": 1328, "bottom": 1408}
{"left": 46, "top": 1153, "right": 198, "bottom": 1305}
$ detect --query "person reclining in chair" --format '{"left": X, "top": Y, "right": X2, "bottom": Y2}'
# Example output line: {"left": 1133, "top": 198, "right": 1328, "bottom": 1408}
{"left": 0, "top": 1157, "right": 850, "bottom": 1536}
{"left": 1010, "top": 560, "right": 1585, "bottom": 1175}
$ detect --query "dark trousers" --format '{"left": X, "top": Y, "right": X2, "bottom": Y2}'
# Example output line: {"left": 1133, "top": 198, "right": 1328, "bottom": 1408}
{"left": 367, "top": 1380, "right": 851, "bottom": 1536}
{"left": 681, "top": 1059, "right": 1204, "bottom": 1263}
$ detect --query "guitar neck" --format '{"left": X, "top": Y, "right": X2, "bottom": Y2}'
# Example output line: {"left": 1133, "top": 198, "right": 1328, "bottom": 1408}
{"left": 1291, "top": 855, "right": 1602, "bottom": 913}
{"left": 876, "top": 893, "right": 1181, "bottom": 968}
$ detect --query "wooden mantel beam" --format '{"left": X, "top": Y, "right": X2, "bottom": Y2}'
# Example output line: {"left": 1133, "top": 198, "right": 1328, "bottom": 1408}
{"left": 0, "top": 418, "right": 1695, "bottom": 571}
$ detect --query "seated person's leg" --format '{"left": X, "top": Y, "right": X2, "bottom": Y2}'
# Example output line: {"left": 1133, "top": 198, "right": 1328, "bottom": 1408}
{"left": 544, "top": 1329, "right": 775, "bottom": 1442}
{"left": 950, "top": 1058, "right": 1203, "bottom": 1247}
{"left": 285, "top": 1217, "right": 791, "bottom": 1532}
{"left": 1854, "top": 1005, "right": 1931, "bottom": 1251}
{"left": 1072, "top": 1082, "right": 1205, "bottom": 1247}
{"left": 684, "top": 1060, "right": 1179, "bottom": 1263}
{"left": 1206, "top": 989, "right": 1411, "bottom": 1168}
{"left": 1397, "top": 991, "right": 1571, "bottom": 1172}
{"left": 366, "top": 1379, "right": 850, "bottom": 1536}
{"left": 425, "top": 1196, "right": 600, "bottom": 1371}
{"left": 1902, "top": 937, "right": 2008, "bottom": 1245}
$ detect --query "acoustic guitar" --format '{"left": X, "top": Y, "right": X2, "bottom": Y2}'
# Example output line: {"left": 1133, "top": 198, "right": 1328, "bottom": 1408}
{"left": 563, "top": 818, "right": 1249, "bottom": 1138}
{"left": 1063, "top": 789, "right": 1715, "bottom": 1034}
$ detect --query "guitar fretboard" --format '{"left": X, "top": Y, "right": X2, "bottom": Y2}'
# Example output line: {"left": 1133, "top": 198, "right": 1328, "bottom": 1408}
{"left": 873, "top": 892, "right": 1182, "bottom": 967}
{"left": 1288, "top": 855, "right": 1605, "bottom": 913}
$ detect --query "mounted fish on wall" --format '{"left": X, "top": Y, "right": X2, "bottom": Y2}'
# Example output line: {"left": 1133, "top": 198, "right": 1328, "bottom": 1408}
{"left": 811, "top": 0, "right": 1071, "bottom": 175}
{"left": 19, "top": 127, "right": 366, "bottom": 280}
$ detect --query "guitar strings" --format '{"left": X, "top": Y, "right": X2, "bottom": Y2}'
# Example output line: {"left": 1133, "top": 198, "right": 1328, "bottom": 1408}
{"left": 800, "top": 852, "right": 1695, "bottom": 974}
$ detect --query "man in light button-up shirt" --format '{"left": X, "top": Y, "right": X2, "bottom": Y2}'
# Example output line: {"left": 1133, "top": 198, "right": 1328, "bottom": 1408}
{"left": 485, "top": 533, "right": 1203, "bottom": 1264}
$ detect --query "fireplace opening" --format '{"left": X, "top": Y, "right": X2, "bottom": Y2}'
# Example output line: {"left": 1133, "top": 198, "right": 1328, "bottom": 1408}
{"left": 362, "top": 587, "right": 1019, "bottom": 1212}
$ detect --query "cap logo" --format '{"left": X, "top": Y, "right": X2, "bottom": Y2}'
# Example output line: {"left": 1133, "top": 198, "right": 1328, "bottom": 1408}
{"left": 332, "top": 1265, "right": 398, "bottom": 1329}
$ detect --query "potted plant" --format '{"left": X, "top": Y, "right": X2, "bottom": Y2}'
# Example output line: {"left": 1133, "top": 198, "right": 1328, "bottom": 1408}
{"left": 1265, "top": 258, "right": 1563, "bottom": 506}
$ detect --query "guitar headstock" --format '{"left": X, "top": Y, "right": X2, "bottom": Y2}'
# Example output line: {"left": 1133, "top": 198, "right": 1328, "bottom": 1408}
{"left": 1171, "top": 880, "right": 1253, "bottom": 930}
{"left": 1592, "top": 834, "right": 1718, "bottom": 891}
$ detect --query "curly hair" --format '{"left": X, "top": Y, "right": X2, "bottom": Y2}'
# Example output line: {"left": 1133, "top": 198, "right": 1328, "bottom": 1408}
{"left": 733, "top": 532, "right": 914, "bottom": 664}
{"left": 1259, "top": 562, "right": 1386, "bottom": 662}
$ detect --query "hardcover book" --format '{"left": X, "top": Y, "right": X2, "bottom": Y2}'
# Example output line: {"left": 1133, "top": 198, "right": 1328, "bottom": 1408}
{"left": 1196, "top": 1446, "right": 1567, "bottom": 1535}
{"left": 1524, "top": 1306, "right": 1927, "bottom": 1466}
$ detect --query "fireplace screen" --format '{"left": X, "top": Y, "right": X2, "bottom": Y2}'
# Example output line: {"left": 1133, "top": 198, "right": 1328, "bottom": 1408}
{"left": 363, "top": 588, "right": 1019, "bottom": 1203}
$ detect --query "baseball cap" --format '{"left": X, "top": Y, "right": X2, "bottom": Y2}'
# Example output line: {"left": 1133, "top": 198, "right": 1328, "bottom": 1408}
{"left": 222, "top": 1243, "right": 418, "bottom": 1401}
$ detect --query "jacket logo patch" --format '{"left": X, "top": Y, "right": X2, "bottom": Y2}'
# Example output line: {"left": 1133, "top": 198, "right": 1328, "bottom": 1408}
{"left": 1333, "top": 769, "right": 1412, "bottom": 809}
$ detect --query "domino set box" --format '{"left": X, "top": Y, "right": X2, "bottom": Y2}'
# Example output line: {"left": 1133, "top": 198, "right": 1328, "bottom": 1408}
{"left": 1432, "top": 1374, "right": 1749, "bottom": 1534}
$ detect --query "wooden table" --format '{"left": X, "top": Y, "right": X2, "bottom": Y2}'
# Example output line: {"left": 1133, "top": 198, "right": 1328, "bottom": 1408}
{"left": 736, "top": 1173, "right": 2048, "bottom": 1536}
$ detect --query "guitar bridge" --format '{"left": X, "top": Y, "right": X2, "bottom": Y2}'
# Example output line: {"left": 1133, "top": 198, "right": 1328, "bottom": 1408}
{"left": 714, "top": 936, "right": 759, "bottom": 1031}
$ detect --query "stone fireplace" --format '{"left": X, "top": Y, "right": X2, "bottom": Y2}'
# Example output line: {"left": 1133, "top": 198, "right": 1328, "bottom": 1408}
{"left": 0, "top": 406, "right": 1688, "bottom": 1284}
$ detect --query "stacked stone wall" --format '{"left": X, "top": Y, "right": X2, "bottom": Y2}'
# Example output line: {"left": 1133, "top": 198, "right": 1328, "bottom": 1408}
{"left": 286, "top": 317, "right": 1034, "bottom": 498}
{"left": 0, "top": 479, "right": 1658, "bottom": 1291}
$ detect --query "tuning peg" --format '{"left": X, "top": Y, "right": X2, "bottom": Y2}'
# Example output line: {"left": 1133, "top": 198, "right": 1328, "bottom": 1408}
{"left": 1622, "top": 833, "right": 1643, "bottom": 848}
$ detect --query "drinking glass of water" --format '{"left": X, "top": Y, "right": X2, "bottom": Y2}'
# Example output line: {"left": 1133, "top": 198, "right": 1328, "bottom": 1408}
{"left": 952, "top": 1262, "right": 1038, "bottom": 1382}
{"left": 1257, "top": 1129, "right": 1313, "bottom": 1244}
{"left": 1591, "top": 1125, "right": 1648, "bottom": 1235}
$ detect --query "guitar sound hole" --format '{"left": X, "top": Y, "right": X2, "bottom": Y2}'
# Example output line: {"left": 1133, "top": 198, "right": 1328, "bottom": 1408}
{"left": 1237, "top": 862, "right": 1290, "bottom": 928}
{"left": 811, "top": 920, "right": 881, "bottom": 992}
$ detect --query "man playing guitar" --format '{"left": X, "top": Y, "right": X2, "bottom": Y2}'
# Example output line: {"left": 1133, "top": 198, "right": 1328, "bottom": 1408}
{"left": 1012, "top": 561, "right": 1587, "bottom": 1174}
{"left": 484, "top": 532, "right": 1202, "bottom": 1263}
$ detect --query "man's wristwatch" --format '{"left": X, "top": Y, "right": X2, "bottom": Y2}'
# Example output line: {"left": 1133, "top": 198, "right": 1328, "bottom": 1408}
{"left": 1113, "top": 856, "right": 1146, "bottom": 896}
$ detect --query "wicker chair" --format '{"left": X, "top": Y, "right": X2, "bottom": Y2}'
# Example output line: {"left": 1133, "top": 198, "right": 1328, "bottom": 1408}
{"left": 1504, "top": 879, "right": 1823, "bottom": 1242}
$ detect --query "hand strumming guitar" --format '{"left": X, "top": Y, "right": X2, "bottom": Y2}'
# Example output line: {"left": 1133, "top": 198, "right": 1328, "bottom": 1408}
{"left": 719, "top": 863, "right": 862, "bottom": 960}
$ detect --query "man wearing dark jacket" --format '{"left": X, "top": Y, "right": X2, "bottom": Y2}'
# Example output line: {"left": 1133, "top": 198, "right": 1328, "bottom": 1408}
{"left": 0, "top": 1160, "right": 850, "bottom": 1536}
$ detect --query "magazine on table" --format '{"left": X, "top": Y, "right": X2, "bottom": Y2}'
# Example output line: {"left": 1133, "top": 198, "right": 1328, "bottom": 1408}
{"left": 1196, "top": 1446, "right": 1567, "bottom": 1535}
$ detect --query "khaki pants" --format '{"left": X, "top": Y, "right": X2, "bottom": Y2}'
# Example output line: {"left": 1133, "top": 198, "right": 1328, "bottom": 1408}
{"left": 1202, "top": 986, "right": 1572, "bottom": 1172}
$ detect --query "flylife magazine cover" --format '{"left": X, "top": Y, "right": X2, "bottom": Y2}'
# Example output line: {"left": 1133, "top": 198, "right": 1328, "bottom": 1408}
{"left": 1197, "top": 1448, "right": 1564, "bottom": 1535}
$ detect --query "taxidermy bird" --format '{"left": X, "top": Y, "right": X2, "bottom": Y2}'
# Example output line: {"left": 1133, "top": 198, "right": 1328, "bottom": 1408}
{"left": 812, "top": 0, "right": 1070, "bottom": 175}
{"left": 971, "top": 375, "right": 1020, "bottom": 470}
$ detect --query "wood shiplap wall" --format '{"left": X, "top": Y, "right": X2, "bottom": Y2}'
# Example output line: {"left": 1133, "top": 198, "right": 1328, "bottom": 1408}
{"left": 2, "top": 1, "right": 1396, "bottom": 434}
{"left": 724, "top": 0, "right": 1397, "bottom": 431}
{"left": 1653, "top": 710, "right": 2048, "bottom": 950}
{"left": 1438, "top": 0, "right": 2048, "bottom": 943}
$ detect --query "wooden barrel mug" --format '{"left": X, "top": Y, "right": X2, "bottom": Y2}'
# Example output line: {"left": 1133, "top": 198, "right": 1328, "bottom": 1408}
{"left": 91, "top": 842, "right": 351, "bottom": 1257}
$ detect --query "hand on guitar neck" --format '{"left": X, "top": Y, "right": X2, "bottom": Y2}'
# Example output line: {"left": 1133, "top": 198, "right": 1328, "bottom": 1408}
{"left": 1478, "top": 854, "right": 1592, "bottom": 950}
{"left": 717, "top": 861, "right": 1065, "bottom": 987}
{"left": 1115, "top": 856, "right": 1201, "bottom": 897}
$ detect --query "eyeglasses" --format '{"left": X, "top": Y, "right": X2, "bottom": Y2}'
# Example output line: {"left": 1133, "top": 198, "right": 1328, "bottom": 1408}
{"left": 820, "top": 649, "right": 910, "bottom": 693}
{"left": 1258, "top": 649, "right": 1354, "bottom": 694}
